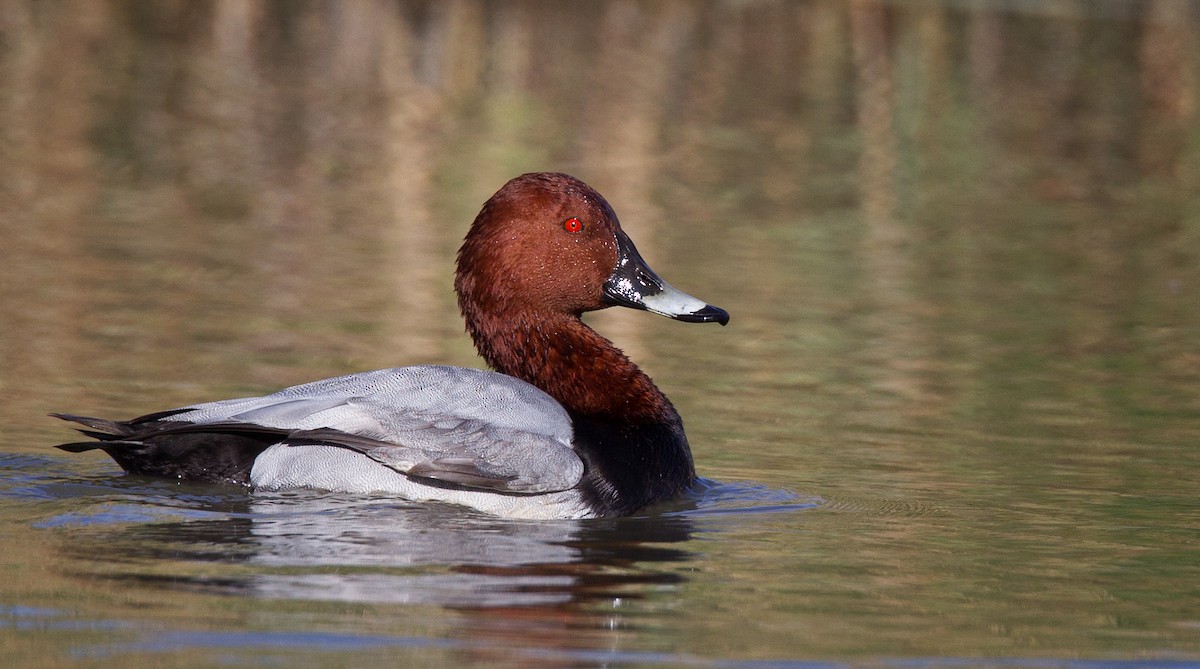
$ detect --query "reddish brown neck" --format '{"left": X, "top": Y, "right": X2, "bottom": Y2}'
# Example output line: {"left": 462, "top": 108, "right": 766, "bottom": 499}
{"left": 465, "top": 309, "right": 677, "bottom": 424}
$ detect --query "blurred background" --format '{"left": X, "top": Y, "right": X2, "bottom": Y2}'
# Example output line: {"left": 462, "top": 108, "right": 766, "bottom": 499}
{"left": 1, "top": 1, "right": 1199, "bottom": 666}
{"left": 2, "top": 0, "right": 1198, "bottom": 419}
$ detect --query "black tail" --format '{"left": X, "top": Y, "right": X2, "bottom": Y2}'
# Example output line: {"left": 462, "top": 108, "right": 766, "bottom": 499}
{"left": 51, "top": 412, "right": 281, "bottom": 486}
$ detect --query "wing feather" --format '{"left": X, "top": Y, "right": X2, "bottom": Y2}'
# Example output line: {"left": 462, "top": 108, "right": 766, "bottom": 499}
{"left": 161, "top": 366, "right": 582, "bottom": 494}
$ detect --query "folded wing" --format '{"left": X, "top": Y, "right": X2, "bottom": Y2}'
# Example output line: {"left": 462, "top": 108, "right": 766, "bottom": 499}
{"left": 56, "top": 366, "right": 583, "bottom": 494}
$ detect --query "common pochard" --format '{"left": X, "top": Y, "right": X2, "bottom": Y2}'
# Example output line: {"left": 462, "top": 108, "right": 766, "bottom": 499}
{"left": 53, "top": 172, "right": 729, "bottom": 519}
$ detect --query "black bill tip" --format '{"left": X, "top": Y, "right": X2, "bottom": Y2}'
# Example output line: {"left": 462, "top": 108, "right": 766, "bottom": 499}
{"left": 675, "top": 304, "right": 730, "bottom": 326}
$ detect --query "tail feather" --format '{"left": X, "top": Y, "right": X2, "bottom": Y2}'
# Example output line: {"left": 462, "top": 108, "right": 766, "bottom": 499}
{"left": 49, "top": 413, "right": 133, "bottom": 438}
{"left": 50, "top": 411, "right": 277, "bottom": 486}
{"left": 55, "top": 440, "right": 130, "bottom": 453}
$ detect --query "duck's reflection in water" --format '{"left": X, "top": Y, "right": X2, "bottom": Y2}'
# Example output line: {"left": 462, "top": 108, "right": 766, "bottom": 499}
{"left": 50, "top": 479, "right": 714, "bottom": 664}
{"left": 66, "top": 487, "right": 696, "bottom": 611}
{"left": 241, "top": 493, "right": 693, "bottom": 609}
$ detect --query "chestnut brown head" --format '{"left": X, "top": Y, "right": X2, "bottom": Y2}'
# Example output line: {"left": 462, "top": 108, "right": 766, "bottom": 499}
{"left": 456, "top": 172, "right": 729, "bottom": 325}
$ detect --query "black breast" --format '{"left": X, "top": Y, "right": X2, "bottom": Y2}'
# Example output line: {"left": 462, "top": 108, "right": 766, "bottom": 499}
{"left": 568, "top": 412, "right": 697, "bottom": 517}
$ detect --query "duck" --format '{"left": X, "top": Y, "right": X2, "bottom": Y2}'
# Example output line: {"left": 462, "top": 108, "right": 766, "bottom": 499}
{"left": 52, "top": 172, "right": 729, "bottom": 519}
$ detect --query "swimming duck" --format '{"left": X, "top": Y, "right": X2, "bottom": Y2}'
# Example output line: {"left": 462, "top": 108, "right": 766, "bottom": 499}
{"left": 53, "top": 172, "right": 729, "bottom": 519}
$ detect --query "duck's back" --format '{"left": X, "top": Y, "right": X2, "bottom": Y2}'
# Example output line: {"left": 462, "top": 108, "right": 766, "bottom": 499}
{"left": 176, "top": 365, "right": 572, "bottom": 442}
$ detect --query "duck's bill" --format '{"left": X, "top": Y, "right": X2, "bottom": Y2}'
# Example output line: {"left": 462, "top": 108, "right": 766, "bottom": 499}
{"left": 602, "top": 231, "right": 730, "bottom": 325}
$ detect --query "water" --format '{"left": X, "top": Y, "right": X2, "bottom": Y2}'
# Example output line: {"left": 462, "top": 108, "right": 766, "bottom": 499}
{"left": 2, "top": 1, "right": 1199, "bottom": 666}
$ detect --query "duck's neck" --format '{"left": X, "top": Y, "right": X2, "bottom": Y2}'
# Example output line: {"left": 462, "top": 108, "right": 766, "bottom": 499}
{"left": 468, "top": 311, "right": 676, "bottom": 424}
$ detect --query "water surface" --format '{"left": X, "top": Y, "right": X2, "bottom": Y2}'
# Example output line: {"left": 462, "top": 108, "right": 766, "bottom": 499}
{"left": 2, "top": 1, "right": 1199, "bottom": 667}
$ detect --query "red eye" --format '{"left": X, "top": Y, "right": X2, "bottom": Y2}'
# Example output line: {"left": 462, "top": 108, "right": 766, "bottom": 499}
{"left": 563, "top": 217, "right": 584, "bottom": 234}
